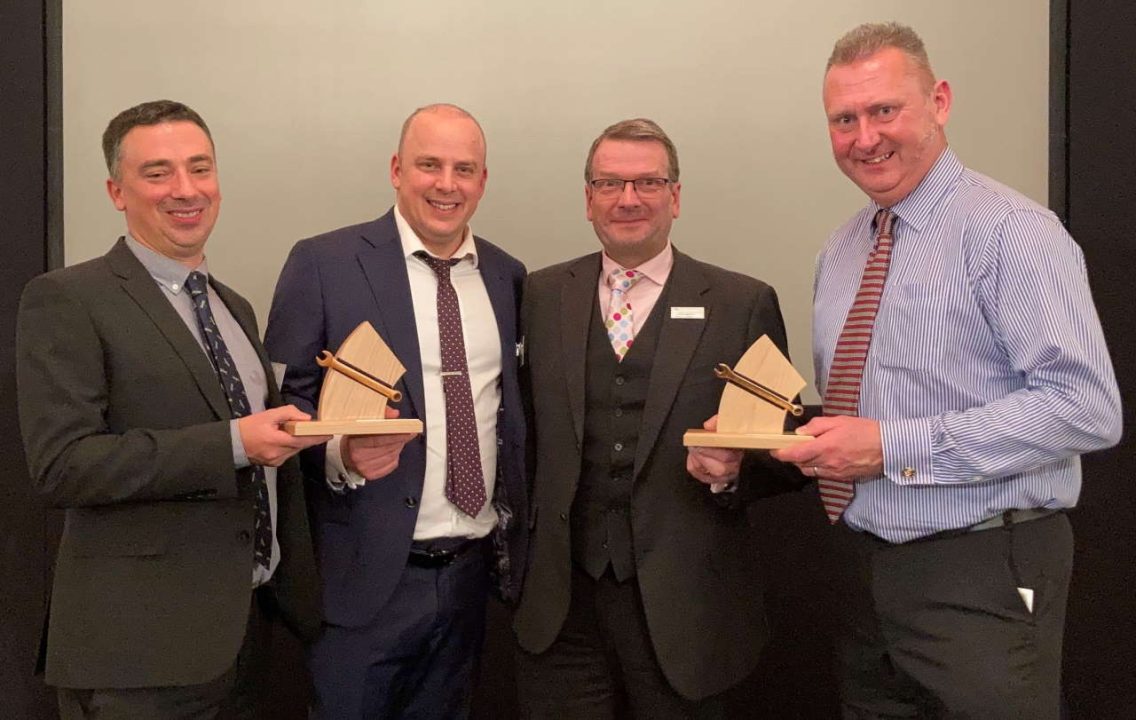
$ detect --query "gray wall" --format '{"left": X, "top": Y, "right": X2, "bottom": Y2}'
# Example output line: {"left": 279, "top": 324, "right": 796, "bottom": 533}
{"left": 62, "top": 1, "right": 1049, "bottom": 400}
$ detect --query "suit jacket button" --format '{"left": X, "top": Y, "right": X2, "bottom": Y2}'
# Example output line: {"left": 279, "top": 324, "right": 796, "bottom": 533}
{"left": 559, "top": 512, "right": 568, "bottom": 521}
{"left": 405, "top": 496, "right": 418, "bottom": 508}
{"left": 237, "top": 530, "right": 251, "bottom": 544}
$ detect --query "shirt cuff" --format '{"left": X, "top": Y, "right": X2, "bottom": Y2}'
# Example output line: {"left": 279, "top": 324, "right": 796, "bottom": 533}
{"left": 325, "top": 434, "right": 366, "bottom": 491}
{"left": 230, "top": 419, "right": 250, "bottom": 468}
{"left": 879, "top": 416, "right": 935, "bottom": 486}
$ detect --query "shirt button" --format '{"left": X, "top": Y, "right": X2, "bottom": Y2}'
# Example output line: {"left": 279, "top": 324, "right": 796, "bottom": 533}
{"left": 902, "top": 467, "right": 917, "bottom": 479}
{"left": 614, "top": 442, "right": 624, "bottom": 452}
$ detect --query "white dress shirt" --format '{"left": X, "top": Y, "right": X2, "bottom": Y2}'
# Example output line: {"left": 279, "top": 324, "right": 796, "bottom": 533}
{"left": 326, "top": 207, "right": 503, "bottom": 540}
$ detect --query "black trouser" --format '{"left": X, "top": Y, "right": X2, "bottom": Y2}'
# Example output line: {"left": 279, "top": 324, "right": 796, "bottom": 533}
{"left": 516, "top": 565, "right": 727, "bottom": 720}
{"left": 836, "top": 512, "right": 1073, "bottom": 720}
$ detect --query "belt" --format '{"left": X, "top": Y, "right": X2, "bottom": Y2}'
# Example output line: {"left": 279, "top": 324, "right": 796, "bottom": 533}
{"left": 407, "top": 537, "right": 482, "bottom": 569}
{"left": 967, "top": 507, "right": 1060, "bottom": 533}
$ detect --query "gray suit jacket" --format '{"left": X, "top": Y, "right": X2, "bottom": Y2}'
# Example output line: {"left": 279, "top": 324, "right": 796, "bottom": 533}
{"left": 16, "top": 239, "right": 320, "bottom": 689}
{"left": 512, "top": 249, "right": 796, "bottom": 701}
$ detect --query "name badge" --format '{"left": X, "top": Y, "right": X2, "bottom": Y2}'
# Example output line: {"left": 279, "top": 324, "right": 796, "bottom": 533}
{"left": 670, "top": 306, "right": 705, "bottom": 320}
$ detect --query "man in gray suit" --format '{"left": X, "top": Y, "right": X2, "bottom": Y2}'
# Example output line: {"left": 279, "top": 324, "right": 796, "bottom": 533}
{"left": 512, "top": 118, "right": 801, "bottom": 718}
{"left": 17, "top": 99, "right": 326, "bottom": 719}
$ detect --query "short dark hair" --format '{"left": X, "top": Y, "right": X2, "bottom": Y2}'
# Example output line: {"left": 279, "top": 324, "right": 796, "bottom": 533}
{"left": 585, "top": 118, "right": 680, "bottom": 183}
{"left": 102, "top": 100, "right": 213, "bottom": 179}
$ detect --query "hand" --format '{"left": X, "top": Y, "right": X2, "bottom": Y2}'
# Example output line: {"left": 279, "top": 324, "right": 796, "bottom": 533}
{"left": 238, "top": 405, "right": 330, "bottom": 467}
{"left": 770, "top": 415, "right": 882, "bottom": 482}
{"left": 686, "top": 415, "right": 744, "bottom": 486}
{"left": 341, "top": 407, "right": 415, "bottom": 481}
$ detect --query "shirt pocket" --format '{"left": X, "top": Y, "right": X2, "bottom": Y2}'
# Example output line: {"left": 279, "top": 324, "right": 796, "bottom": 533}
{"left": 872, "top": 282, "right": 967, "bottom": 372}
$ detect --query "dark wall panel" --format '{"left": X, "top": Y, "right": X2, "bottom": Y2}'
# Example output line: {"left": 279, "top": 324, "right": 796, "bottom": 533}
{"left": 0, "top": 0, "right": 60, "bottom": 717}
{"left": 1063, "top": 1, "right": 1136, "bottom": 718}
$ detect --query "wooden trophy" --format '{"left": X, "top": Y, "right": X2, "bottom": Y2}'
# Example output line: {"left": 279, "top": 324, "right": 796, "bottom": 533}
{"left": 285, "top": 322, "right": 424, "bottom": 436}
{"left": 683, "top": 335, "right": 811, "bottom": 449}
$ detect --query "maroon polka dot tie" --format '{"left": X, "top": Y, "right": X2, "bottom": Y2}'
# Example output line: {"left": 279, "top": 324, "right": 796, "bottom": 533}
{"left": 416, "top": 252, "right": 488, "bottom": 518}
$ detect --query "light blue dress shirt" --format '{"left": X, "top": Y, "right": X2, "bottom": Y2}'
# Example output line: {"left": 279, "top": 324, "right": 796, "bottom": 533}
{"left": 813, "top": 149, "right": 1122, "bottom": 542}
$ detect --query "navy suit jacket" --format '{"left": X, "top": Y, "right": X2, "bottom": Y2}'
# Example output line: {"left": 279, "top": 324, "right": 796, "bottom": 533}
{"left": 264, "top": 209, "right": 528, "bottom": 627}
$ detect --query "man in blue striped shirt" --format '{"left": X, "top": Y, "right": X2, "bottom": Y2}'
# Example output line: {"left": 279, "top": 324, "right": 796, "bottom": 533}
{"left": 773, "top": 22, "right": 1122, "bottom": 719}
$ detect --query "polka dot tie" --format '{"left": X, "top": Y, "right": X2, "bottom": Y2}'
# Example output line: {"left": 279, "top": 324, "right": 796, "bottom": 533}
{"left": 185, "top": 271, "right": 272, "bottom": 569}
{"left": 818, "top": 209, "right": 895, "bottom": 524}
{"left": 416, "top": 252, "right": 487, "bottom": 518}
{"left": 605, "top": 267, "right": 645, "bottom": 361}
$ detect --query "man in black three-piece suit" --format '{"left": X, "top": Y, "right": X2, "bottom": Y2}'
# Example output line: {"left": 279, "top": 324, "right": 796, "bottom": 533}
{"left": 17, "top": 100, "right": 325, "bottom": 719}
{"left": 513, "top": 118, "right": 803, "bottom": 718}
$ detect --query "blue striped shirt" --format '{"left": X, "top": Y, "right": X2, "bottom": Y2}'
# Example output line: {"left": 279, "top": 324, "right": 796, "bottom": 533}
{"left": 814, "top": 149, "right": 1122, "bottom": 542}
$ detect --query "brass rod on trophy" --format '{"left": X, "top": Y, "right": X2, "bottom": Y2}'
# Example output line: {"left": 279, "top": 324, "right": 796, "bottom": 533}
{"left": 316, "top": 351, "right": 403, "bottom": 402}
{"left": 714, "top": 363, "right": 804, "bottom": 417}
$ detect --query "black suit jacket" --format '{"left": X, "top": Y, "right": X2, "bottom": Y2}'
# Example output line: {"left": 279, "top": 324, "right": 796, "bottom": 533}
{"left": 512, "top": 249, "right": 796, "bottom": 700}
{"left": 16, "top": 239, "right": 320, "bottom": 689}
{"left": 263, "top": 209, "right": 529, "bottom": 628}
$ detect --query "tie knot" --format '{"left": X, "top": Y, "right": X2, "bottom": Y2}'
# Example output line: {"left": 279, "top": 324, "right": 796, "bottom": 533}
{"left": 873, "top": 209, "right": 896, "bottom": 244}
{"left": 185, "top": 271, "right": 209, "bottom": 298}
{"left": 607, "top": 267, "right": 643, "bottom": 293}
{"left": 415, "top": 251, "right": 462, "bottom": 278}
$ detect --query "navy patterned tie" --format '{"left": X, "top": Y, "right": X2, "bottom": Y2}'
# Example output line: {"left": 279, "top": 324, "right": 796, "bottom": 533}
{"left": 415, "top": 252, "right": 487, "bottom": 518}
{"left": 185, "top": 271, "right": 272, "bottom": 568}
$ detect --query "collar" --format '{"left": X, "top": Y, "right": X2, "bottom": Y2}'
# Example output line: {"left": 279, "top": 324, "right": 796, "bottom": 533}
{"left": 873, "top": 147, "right": 964, "bottom": 233}
{"left": 393, "top": 205, "right": 479, "bottom": 267}
{"left": 123, "top": 233, "right": 206, "bottom": 293}
{"left": 600, "top": 241, "right": 674, "bottom": 287}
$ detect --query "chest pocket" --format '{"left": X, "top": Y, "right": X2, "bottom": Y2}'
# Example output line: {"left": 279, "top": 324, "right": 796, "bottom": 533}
{"left": 872, "top": 283, "right": 984, "bottom": 372}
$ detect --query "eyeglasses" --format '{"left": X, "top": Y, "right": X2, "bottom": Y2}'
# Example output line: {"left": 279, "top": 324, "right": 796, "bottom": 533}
{"left": 588, "top": 177, "right": 673, "bottom": 197}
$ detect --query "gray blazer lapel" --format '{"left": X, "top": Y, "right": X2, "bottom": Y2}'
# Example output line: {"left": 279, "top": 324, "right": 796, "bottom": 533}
{"left": 107, "top": 240, "right": 230, "bottom": 420}
{"left": 560, "top": 254, "right": 601, "bottom": 447}
{"left": 634, "top": 251, "right": 710, "bottom": 479}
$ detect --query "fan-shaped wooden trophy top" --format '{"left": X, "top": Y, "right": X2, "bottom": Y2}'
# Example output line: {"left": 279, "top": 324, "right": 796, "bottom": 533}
{"left": 683, "top": 335, "right": 812, "bottom": 449}
{"left": 285, "top": 322, "right": 424, "bottom": 436}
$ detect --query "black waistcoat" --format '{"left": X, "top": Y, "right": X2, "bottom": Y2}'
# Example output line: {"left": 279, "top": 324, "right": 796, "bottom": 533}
{"left": 571, "top": 287, "right": 667, "bottom": 581}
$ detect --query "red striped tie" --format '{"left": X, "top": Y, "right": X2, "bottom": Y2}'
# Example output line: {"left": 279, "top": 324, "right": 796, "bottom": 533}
{"left": 818, "top": 209, "right": 895, "bottom": 523}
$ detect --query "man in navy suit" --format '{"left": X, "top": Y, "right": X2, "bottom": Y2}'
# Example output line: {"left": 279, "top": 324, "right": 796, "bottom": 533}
{"left": 264, "top": 103, "right": 528, "bottom": 720}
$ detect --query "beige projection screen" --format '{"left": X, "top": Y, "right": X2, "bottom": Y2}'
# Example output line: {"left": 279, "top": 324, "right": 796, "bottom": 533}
{"left": 63, "top": 1, "right": 1049, "bottom": 399}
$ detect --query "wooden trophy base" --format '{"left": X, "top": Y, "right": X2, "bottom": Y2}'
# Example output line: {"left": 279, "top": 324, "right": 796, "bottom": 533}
{"left": 285, "top": 418, "right": 424, "bottom": 436}
{"left": 683, "top": 429, "right": 812, "bottom": 450}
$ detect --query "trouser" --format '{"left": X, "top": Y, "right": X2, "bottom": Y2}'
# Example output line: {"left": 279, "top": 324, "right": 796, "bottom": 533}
{"left": 516, "top": 565, "right": 727, "bottom": 720}
{"left": 309, "top": 537, "right": 489, "bottom": 720}
{"left": 837, "top": 512, "right": 1073, "bottom": 720}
